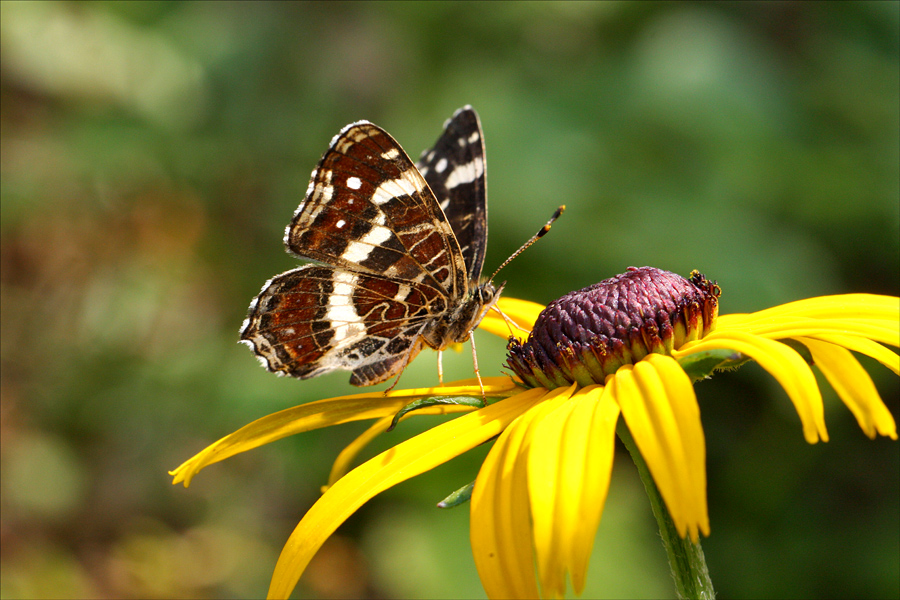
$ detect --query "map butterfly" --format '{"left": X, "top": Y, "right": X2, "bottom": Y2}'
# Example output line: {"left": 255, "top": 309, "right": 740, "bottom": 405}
{"left": 240, "top": 106, "right": 502, "bottom": 386}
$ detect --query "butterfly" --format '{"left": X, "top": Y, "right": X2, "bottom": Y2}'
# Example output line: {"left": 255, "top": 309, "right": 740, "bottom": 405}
{"left": 239, "top": 106, "right": 502, "bottom": 387}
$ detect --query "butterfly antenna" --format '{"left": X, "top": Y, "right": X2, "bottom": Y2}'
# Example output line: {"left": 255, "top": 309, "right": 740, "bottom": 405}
{"left": 488, "top": 205, "right": 565, "bottom": 283}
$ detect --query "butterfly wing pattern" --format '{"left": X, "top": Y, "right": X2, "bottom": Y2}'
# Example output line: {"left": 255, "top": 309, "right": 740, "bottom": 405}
{"left": 416, "top": 108, "right": 487, "bottom": 286}
{"left": 240, "top": 106, "right": 500, "bottom": 386}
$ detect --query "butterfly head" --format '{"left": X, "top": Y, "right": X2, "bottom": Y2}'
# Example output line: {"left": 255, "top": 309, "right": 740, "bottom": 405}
{"left": 420, "top": 280, "right": 504, "bottom": 351}
{"left": 463, "top": 280, "right": 506, "bottom": 340}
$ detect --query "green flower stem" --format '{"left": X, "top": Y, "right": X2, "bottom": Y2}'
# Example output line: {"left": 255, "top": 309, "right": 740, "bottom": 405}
{"left": 617, "top": 423, "right": 716, "bottom": 600}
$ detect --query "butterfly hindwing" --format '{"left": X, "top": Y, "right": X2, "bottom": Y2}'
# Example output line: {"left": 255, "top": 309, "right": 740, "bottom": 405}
{"left": 240, "top": 264, "right": 447, "bottom": 385}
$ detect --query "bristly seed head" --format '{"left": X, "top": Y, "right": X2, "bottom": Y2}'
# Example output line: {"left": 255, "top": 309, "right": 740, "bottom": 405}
{"left": 506, "top": 267, "right": 720, "bottom": 389}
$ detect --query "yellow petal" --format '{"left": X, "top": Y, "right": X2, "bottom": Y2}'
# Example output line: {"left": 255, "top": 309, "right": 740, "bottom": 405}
{"left": 610, "top": 355, "right": 709, "bottom": 542}
{"left": 676, "top": 331, "right": 828, "bottom": 444}
{"left": 525, "top": 386, "right": 583, "bottom": 598}
{"left": 717, "top": 293, "right": 899, "bottom": 350}
{"left": 325, "top": 403, "right": 481, "bottom": 489}
{"left": 170, "top": 377, "right": 517, "bottom": 486}
{"left": 496, "top": 297, "right": 545, "bottom": 329}
{"left": 800, "top": 333, "right": 900, "bottom": 376}
{"left": 439, "top": 377, "right": 523, "bottom": 392}
{"left": 324, "top": 416, "right": 392, "bottom": 491}
{"left": 717, "top": 315, "right": 897, "bottom": 348}
{"left": 472, "top": 386, "right": 569, "bottom": 599}
{"left": 526, "top": 385, "right": 619, "bottom": 596}
{"left": 471, "top": 412, "right": 536, "bottom": 599}
{"left": 569, "top": 386, "right": 621, "bottom": 592}
{"left": 480, "top": 297, "right": 545, "bottom": 342}
{"left": 721, "top": 294, "right": 899, "bottom": 324}
{"left": 268, "top": 387, "right": 546, "bottom": 600}
{"left": 798, "top": 337, "right": 898, "bottom": 440}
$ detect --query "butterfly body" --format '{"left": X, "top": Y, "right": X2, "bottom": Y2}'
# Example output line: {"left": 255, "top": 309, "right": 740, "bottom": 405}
{"left": 241, "top": 107, "right": 496, "bottom": 386}
{"left": 420, "top": 282, "right": 500, "bottom": 348}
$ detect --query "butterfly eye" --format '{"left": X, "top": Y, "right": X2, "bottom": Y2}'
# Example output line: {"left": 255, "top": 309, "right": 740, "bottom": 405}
{"left": 477, "top": 284, "right": 496, "bottom": 304}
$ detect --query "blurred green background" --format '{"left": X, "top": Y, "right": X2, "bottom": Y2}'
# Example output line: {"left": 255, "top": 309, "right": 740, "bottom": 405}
{"left": 1, "top": 1, "right": 897, "bottom": 598}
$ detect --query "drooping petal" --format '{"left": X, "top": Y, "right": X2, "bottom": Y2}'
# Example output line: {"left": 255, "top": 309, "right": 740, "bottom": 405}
{"left": 797, "top": 337, "right": 898, "bottom": 440}
{"left": 471, "top": 386, "right": 571, "bottom": 599}
{"left": 480, "top": 297, "right": 545, "bottom": 342}
{"left": 717, "top": 313, "right": 897, "bottom": 347}
{"left": 471, "top": 411, "right": 537, "bottom": 599}
{"left": 610, "top": 354, "right": 709, "bottom": 542}
{"left": 325, "top": 416, "right": 392, "bottom": 490}
{"left": 268, "top": 387, "right": 545, "bottom": 600}
{"left": 171, "top": 377, "right": 517, "bottom": 486}
{"left": 675, "top": 331, "right": 828, "bottom": 444}
{"left": 568, "top": 386, "right": 621, "bottom": 593}
{"left": 798, "top": 333, "right": 900, "bottom": 376}
{"left": 719, "top": 294, "right": 899, "bottom": 326}
{"left": 526, "top": 385, "right": 619, "bottom": 596}
{"left": 325, "top": 403, "right": 482, "bottom": 489}
{"left": 525, "top": 386, "right": 584, "bottom": 598}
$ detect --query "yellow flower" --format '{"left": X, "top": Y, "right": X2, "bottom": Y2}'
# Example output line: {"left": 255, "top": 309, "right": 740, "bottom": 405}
{"left": 171, "top": 269, "right": 898, "bottom": 599}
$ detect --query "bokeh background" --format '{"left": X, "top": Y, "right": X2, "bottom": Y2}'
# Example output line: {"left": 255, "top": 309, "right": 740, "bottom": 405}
{"left": 2, "top": 2, "right": 898, "bottom": 598}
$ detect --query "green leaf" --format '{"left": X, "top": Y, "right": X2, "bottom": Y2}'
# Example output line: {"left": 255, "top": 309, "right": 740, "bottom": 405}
{"left": 387, "top": 395, "right": 484, "bottom": 432}
{"left": 678, "top": 349, "right": 749, "bottom": 382}
{"left": 437, "top": 481, "right": 475, "bottom": 509}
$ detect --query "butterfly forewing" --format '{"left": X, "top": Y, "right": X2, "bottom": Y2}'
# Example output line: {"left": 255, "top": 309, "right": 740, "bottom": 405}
{"left": 286, "top": 122, "right": 466, "bottom": 299}
{"left": 241, "top": 108, "right": 494, "bottom": 386}
{"left": 417, "top": 107, "right": 487, "bottom": 287}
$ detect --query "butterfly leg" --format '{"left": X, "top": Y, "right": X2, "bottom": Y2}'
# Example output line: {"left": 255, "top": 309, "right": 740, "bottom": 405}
{"left": 437, "top": 350, "right": 445, "bottom": 385}
{"left": 491, "top": 304, "right": 531, "bottom": 339}
{"left": 468, "top": 333, "right": 486, "bottom": 406}
{"left": 383, "top": 361, "right": 407, "bottom": 393}
{"left": 382, "top": 335, "right": 427, "bottom": 394}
